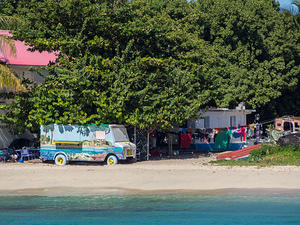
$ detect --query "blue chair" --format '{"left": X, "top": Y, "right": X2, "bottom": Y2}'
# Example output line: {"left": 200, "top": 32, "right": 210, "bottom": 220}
{"left": 20, "top": 148, "right": 35, "bottom": 160}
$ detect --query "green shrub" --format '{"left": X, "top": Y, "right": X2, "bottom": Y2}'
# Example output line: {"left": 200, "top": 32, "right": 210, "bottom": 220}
{"left": 250, "top": 144, "right": 300, "bottom": 161}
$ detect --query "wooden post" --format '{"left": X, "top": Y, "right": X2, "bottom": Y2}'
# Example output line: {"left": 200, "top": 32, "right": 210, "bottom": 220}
{"left": 168, "top": 133, "right": 173, "bottom": 156}
{"left": 134, "top": 126, "right": 137, "bottom": 145}
{"left": 147, "top": 132, "right": 150, "bottom": 161}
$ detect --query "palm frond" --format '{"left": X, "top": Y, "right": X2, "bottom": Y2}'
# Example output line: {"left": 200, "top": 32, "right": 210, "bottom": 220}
{"left": 0, "top": 15, "right": 24, "bottom": 30}
{"left": 0, "top": 34, "right": 16, "bottom": 57}
{"left": 0, "top": 64, "right": 25, "bottom": 92}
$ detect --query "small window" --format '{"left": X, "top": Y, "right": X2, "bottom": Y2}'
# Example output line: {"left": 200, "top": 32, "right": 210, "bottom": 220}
{"left": 295, "top": 122, "right": 299, "bottom": 128}
{"left": 283, "top": 122, "right": 293, "bottom": 131}
{"left": 188, "top": 121, "right": 195, "bottom": 128}
{"left": 204, "top": 117, "right": 210, "bottom": 128}
{"left": 230, "top": 116, "right": 236, "bottom": 127}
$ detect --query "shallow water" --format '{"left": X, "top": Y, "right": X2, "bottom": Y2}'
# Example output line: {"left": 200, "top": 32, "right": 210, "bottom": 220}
{"left": 1, "top": 192, "right": 300, "bottom": 225}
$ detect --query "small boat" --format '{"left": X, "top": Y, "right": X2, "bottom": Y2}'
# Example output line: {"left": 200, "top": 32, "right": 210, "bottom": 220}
{"left": 216, "top": 144, "right": 261, "bottom": 160}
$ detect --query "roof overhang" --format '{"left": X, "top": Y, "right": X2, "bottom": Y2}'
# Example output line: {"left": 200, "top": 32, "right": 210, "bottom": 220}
{"left": 201, "top": 108, "right": 256, "bottom": 115}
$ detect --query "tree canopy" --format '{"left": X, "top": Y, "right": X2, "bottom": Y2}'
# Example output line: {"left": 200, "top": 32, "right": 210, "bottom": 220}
{"left": 0, "top": 0, "right": 299, "bottom": 132}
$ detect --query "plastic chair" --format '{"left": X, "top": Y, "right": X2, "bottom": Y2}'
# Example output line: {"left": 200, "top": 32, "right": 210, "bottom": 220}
{"left": 20, "top": 148, "right": 35, "bottom": 160}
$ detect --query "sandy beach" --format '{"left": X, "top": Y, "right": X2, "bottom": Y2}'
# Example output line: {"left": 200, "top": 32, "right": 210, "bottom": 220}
{"left": 1, "top": 155, "right": 300, "bottom": 195}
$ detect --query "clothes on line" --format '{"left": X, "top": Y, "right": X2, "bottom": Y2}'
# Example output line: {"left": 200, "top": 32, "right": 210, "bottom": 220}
{"left": 240, "top": 128, "right": 246, "bottom": 142}
{"left": 180, "top": 133, "right": 192, "bottom": 149}
{"left": 214, "top": 131, "right": 231, "bottom": 150}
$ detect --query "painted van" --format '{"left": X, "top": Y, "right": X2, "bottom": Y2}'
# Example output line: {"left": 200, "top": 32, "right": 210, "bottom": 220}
{"left": 40, "top": 124, "right": 136, "bottom": 165}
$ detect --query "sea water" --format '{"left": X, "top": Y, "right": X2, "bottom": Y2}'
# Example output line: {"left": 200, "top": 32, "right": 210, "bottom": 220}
{"left": 1, "top": 192, "right": 300, "bottom": 225}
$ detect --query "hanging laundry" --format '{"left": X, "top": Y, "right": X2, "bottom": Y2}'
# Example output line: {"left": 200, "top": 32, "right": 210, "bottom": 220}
{"left": 246, "top": 127, "right": 254, "bottom": 138}
{"left": 256, "top": 124, "right": 260, "bottom": 142}
{"left": 249, "top": 124, "right": 256, "bottom": 131}
{"left": 228, "top": 127, "right": 233, "bottom": 137}
{"left": 187, "top": 128, "right": 193, "bottom": 133}
{"left": 203, "top": 134, "right": 209, "bottom": 143}
{"left": 232, "top": 131, "right": 241, "bottom": 139}
{"left": 206, "top": 128, "right": 213, "bottom": 133}
{"left": 208, "top": 129, "right": 215, "bottom": 139}
{"left": 246, "top": 127, "right": 250, "bottom": 138}
{"left": 180, "top": 133, "right": 192, "bottom": 149}
{"left": 214, "top": 131, "right": 231, "bottom": 150}
{"left": 240, "top": 128, "right": 246, "bottom": 142}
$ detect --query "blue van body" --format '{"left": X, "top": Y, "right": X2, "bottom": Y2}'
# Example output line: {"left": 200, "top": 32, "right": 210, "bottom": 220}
{"left": 40, "top": 124, "right": 136, "bottom": 163}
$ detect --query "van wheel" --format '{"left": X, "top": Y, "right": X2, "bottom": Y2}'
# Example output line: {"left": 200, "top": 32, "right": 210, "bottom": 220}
{"left": 55, "top": 154, "right": 67, "bottom": 166}
{"left": 106, "top": 155, "right": 118, "bottom": 165}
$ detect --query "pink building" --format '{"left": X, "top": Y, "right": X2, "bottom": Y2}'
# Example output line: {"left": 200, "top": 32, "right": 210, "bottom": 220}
{"left": 0, "top": 30, "right": 58, "bottom": 148}
{"left": 0, "top": 30, "right": 57, "bottom": 82}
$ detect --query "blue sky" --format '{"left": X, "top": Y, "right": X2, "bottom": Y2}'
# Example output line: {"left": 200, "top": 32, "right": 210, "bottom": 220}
{"left": 277, "top": 0, "right": 299, "bottom": 13}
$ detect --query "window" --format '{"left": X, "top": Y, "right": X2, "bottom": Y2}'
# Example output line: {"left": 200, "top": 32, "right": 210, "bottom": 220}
{"left": 204, "top": 117, "right": 210, "bottom": 128}
{"left": 295, "top": 122, "right": 299, "bottom": 128}
{"left": 189, "top": 121, "right": 195, "bottom": 129}
{"left": 111, "top": 126, "right": 129, "bottom": 142}
{"left": 283, "top": 122, "right": 293, "bottom": 131}
{"left": 230, "top": 116, "right": 236, "bottom": 127}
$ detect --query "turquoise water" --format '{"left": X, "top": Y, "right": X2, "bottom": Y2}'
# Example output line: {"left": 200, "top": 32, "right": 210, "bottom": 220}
{"left": 1, "top": 193, "right": 300, "bottom": 225}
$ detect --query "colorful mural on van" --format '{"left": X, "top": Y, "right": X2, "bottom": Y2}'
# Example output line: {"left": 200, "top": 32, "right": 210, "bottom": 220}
{"left": 40, "top": 124, "right": 136, "bottom": 165}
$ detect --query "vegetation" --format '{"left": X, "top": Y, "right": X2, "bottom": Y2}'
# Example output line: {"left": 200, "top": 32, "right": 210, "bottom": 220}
{"left": 0, "top": 0, "right": 299, "bottom": 133}
{"left": 0, "top": 15, "right": 25, "bottom": 91}
{"left": 211, "top": 144, "right": 300, "bottom": 166}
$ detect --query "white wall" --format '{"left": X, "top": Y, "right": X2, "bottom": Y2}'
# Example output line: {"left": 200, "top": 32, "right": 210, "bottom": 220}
{"left": 188, "top": 111, "right": 248, "bottom": 129}
{"left": 0, "top": 65, "right": 47, "bottom": 148}
{"left": 9, "top": 65, "right": 49, "bottom": 83}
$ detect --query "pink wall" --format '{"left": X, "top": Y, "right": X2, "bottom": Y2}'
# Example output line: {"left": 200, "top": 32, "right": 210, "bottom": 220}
{"left": 0, "top": 30, "right": 58, "bottom": 66}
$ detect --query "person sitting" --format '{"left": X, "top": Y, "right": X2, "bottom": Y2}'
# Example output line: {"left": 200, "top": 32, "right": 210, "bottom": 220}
{"left": 9, "top": 149, "right": 18, "bottom": 162}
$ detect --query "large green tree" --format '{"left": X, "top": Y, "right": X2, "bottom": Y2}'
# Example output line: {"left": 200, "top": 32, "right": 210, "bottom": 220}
{"left": 0, "top": 0, "right": 213, "bottom": 132}
{"left": 0, "top": 0, "right": 299, "bottom": 133}
{"left": 256, "top": 0, "right": 300, "bottom": 120}
{"left": 1, "top": 55, "right": 209, "bottom": 133}
{"left": 191, "top": 0, "right": 300, "bottom": 109}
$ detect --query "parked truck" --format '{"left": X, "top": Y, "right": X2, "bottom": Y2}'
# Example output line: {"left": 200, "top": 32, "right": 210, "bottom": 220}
{"left": 40, "top": 124, "right": 136, "bottom": 165}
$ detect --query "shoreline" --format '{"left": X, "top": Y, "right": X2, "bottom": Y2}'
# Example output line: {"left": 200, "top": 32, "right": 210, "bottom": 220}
{"left": 1, "top": 187, "right": 300, "bottom": 196}
{"left": 1, "top": 157, "right": 300, "bottom": 196}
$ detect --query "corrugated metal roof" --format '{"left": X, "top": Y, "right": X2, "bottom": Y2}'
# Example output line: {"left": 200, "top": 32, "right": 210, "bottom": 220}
{"left": 206, "top": 107, "right": 256, "bottom": 114}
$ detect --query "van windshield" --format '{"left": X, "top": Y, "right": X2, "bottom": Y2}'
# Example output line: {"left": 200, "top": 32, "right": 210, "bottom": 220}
{"left": 111, "top": 126, "right": 129, "bottom": 142}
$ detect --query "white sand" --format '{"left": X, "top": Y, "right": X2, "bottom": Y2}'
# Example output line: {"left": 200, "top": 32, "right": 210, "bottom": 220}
{"left": 1, "top": 155, "right": 300, "bottom": 195}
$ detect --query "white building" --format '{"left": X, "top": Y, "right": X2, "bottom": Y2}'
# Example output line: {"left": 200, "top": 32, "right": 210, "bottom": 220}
{"left": 188, "top": 103, "right": 255, "bottom": 129}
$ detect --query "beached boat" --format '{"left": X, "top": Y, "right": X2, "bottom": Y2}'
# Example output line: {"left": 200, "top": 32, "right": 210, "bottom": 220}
{"left": 216, "top": 144, "right": 261, "bottom": 160}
